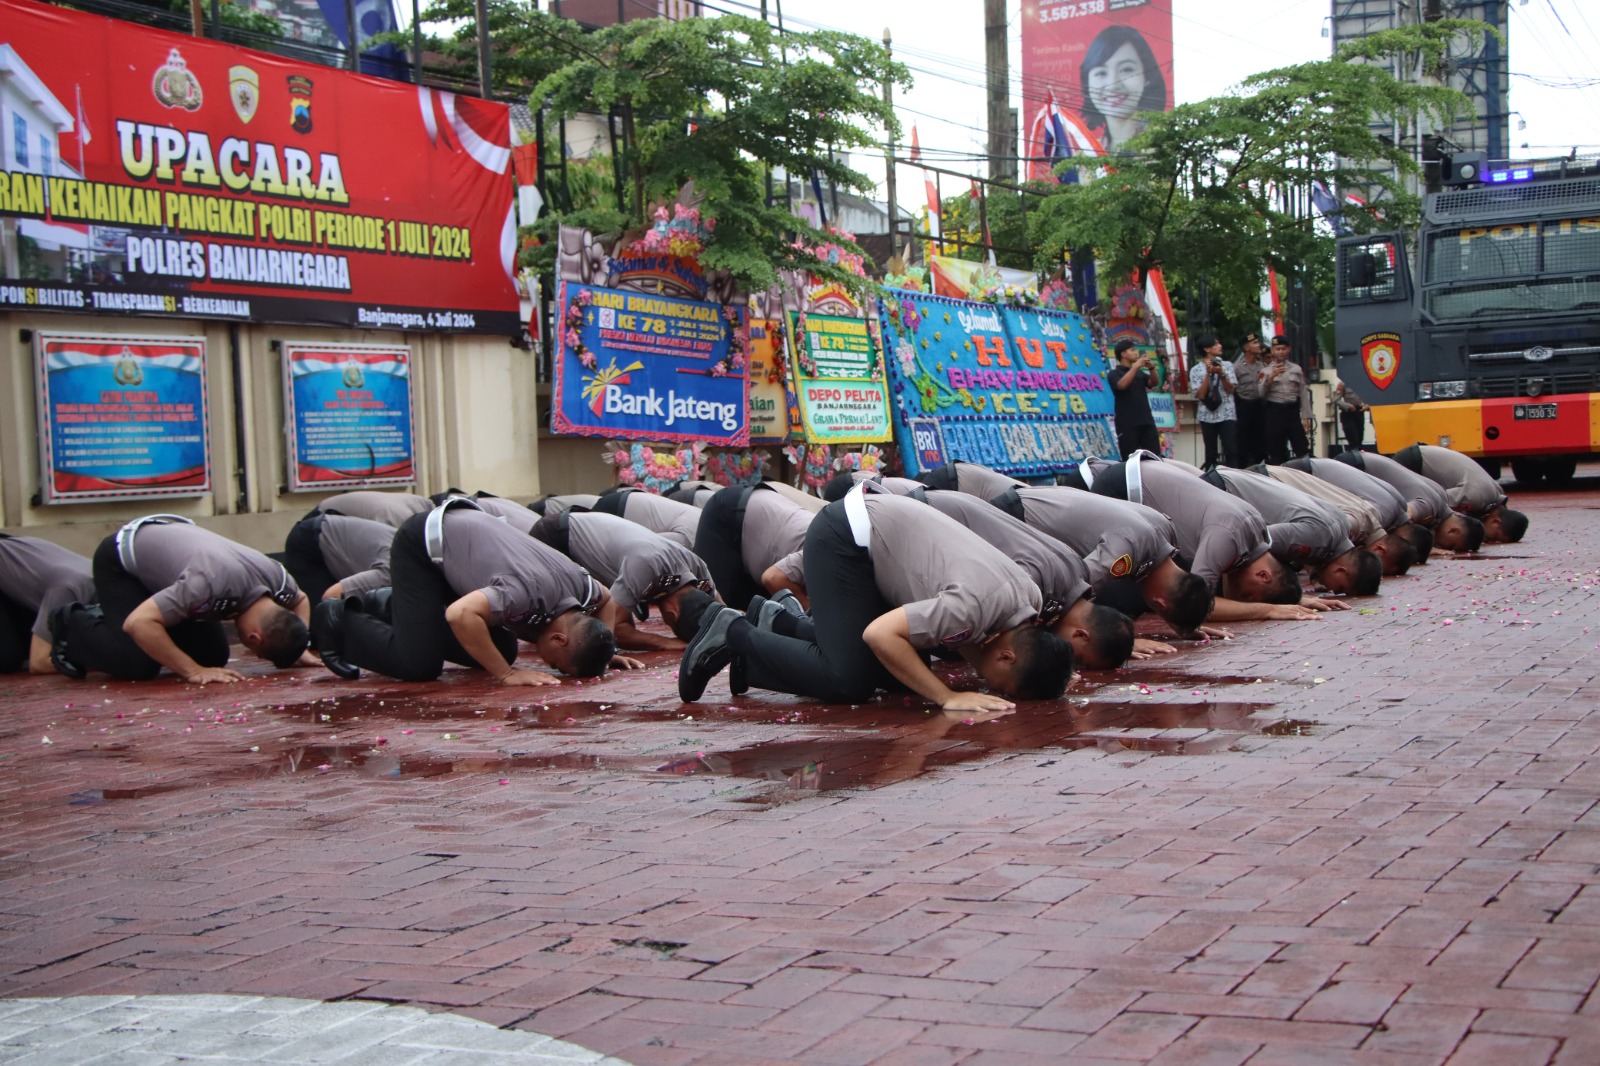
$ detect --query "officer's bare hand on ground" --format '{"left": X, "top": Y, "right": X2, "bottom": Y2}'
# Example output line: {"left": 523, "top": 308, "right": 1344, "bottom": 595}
{"left": 1264, "top": 602, "right": 1324, "bottom": 620}
{"left": 185, "top": 666, "right": 246, "bottom": 685}
{"left": 294, "top": 650, "right": 322, "bottom": 668}
{"left": 1301, "top": 595, "right": 1350, "bottom": 612}
{"left": 498, "top": 668, "right": 562, "bottom": 687}
{"left": 940, "top": 690, "right": 1015, "bottom": 713}
{"left": 610, "top": 655, "right": 647, "bottom": 670}
{"left": 1131, "top": 638, "right": 1177, "bottom": 659}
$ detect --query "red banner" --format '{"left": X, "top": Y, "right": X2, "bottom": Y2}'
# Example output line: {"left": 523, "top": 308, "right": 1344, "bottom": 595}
{"left": 0, "top": 0, "right": 518, "bottom": 333}
{"left": 1021, "top": 0, "right": 1174, "bottom": 180}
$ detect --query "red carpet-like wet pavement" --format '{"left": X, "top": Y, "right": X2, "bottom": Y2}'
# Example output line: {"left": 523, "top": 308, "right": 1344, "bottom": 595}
{"left": 5, "top": 480, "right": 1600, "bottom": 1064}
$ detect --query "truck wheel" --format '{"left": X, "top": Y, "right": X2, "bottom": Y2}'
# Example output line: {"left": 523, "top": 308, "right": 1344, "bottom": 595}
{"left": 1511, "top": 459, "right": 1547, "bottom": 485}
{"left": 1545, "top": 458, "right": 1577, "bottom": 485}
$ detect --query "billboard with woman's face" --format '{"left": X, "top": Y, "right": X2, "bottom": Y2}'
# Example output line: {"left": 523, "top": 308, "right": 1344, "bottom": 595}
{"left": 1022, "top": 0, "right": 1174, "bottom": 180}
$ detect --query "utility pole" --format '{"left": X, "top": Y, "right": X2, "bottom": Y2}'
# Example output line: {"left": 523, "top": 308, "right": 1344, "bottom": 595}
{"left": 474, "top": 0, "right": 493, "bottom": 98}
{"left": 984, "top": 0, "right": 1015, "bottom": 183}
{"left": 882, "top": 29, "right": 898, "bottom": 243}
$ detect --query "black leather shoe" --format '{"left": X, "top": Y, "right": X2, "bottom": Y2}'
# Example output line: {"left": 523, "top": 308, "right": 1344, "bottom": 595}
{"left": 678, "top": 606, "right": 740, "bottom": 702}
{"left": 47, "top": 603, "right": 88, "bottom": 680}
{"left": 311, "top": 598, "right": 360, "bottom": 680}
{"left": 358, "top": 587, "right": 393, "bottom": 623}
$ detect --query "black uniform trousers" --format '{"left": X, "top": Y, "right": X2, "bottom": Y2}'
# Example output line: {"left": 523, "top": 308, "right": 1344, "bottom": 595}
{"left": 693, "top": 486, "right": 762, "bottom": 612}
{"left": 1339, "top": 411, "right": 1366, "bottom": 453}
{"left": 733, "top": 503, "right": 895, "bottom": 706}
{"left": 589, "top": 489, "right": 632, "bottom": 517}
{"left": 1235, "top": 397, "right": 1266, "bottom": 465}
{"left": 274, "top": 511, "right": 337, "bottom": 603}
{"left": 1116, "top": 424, "right": 1162, "bottom": 461}
{"left": 1263, "top": 401, "right": 1309, "bottom": 464}
{"left": 61, "top": 535, "right": 232, "bottom": 680}
{"left": 1392, "top": 443, "right": 1424, "bottom": 472}
{"left": 0, "top": 533, "right": 37, "bottom": 672}
{"left": 340, "top": 513, "right": 518, "bottom": 682}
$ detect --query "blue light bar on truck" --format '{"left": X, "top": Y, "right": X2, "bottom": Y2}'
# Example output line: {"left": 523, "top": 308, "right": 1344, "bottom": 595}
{"left": 1487, "top": 167, "right": 1534, "bottom": 183}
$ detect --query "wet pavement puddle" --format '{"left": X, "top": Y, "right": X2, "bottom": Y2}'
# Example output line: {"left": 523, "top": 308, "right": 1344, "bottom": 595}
{"left": 60, "top": 668, "right": 1321, "bottom": 804}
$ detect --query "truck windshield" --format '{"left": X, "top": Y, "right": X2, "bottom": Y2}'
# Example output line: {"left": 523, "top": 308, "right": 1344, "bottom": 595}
{"left": 1423, "top": 217, "right": 1600, "bottom": 319}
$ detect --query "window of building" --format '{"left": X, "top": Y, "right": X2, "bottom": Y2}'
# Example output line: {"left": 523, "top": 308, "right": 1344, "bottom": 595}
{"left": 13, "top": 114, "right": 30, "bottom": 168}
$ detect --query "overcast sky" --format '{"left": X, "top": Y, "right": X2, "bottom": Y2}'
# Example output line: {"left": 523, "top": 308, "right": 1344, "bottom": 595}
{"left": 771, "top": 0, "right": 1600, "bottom": 212}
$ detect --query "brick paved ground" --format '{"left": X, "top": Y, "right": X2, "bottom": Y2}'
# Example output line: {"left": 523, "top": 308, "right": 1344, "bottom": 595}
{"left": 3, "top": 476, "right": 1600, "bottom": 1064}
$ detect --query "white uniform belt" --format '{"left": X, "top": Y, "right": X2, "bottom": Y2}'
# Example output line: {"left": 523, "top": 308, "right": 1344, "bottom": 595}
{"left": 424, "top": 496, "right": 485, "bottom": 565}
{"left": 116, "top": 514, "right": 193, "bottom": 572}
{"left": 842, "top": 483, "right": 873, "bottom": 549}
{"left": 1127, "top": 451, "right": 1146, "bottom": 505}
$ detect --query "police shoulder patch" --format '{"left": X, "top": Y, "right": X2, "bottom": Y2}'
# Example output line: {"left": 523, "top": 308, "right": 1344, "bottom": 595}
{"left": 1109, "top": 553, "right": 1134, "bottom": 579}
{"left": 940, "top": 628, "right": 973, "bottom": 645}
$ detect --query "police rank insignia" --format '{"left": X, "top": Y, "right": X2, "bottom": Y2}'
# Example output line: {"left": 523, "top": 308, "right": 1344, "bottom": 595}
{"left": 1109, "top": 553, "right": 1134, "bottom": 579}
{"left": 152, "top": 48, "right": 203, "bottom": 111}
{"left": 229, "top": 65, "right": 259, "bottom": 124}
{"left": 287, "top": 75, "right": 314, "bottom": 134}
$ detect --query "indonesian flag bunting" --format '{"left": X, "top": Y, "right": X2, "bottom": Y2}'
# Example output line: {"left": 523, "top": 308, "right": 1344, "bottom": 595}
{"left": 911, "top": 125, "right": 940, "bottom": 239}
{"left": 1144, "top": 267, "right": 1183, "bottom": 375}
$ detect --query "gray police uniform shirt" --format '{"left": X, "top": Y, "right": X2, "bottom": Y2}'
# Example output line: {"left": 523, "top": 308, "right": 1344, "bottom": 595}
{"left": 1351, "top": 452, "right": 1453, "bottom": 528}
{"left": 472, "top": 496, "right": 541, "bottom": 534}
{"left": 437, "top": 509, "right": 593, "bottom": 627}
{"left": 860, "top": 494, "right": 1040, "bottom": 649}
{"left": 741, "top": 489, "right": 812, "bottom": 585}
{"left": 126, "top": 524, "right": 300, "bottom": 625}
{"left": 315, "top": 491, "right": 432, "bottom": 528}
{"left": 621, "top": 492, "right": 701, "bottom": 549}
{"left": 1012, "top": 486, "right": 1179, "bottom": 589}
{"left": 1232, "top": 355, "right": 1265, "bottom": 401}
{"left": 950, "top": 462, "right": 1025, "bottom": 501}
{"left": 1105, "top": 459, "right": 1269, "bottom": 593}
{"left": 923, "top": 490, "right": 1090, "bottom": 617}
{"left": 1302, "top": 458, "right": 1409, "bottom": 532}
{"left": 318, "top": 514, "right": 396, "bottom": 597}
{"left": 1215, "top": 468, "right": 1354, "bottom": 568}
{"left": 762, "top": 480, "right": 826, "bottom": 514}
{"left": 1267, "top": 465, "right": 1383, "bottom": 548}
{"left": 565, "top": 512, "right": 713, "bottom": 613}
{"left": 540, "top": 494, "right": 600, "bottom": 517}
{"left": 0, "top": 536, "right": 95, "bottom": 640}
{"left": 1416, "top": 444, "right": 1508, "bottom": 515}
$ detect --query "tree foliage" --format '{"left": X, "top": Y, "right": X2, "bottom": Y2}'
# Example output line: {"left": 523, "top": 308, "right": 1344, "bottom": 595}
{"left": 408, "top": 2, "right": 908, "bottom": 293}
{"left": 1027, "top": 20, "right": 1485, "bottom": 332}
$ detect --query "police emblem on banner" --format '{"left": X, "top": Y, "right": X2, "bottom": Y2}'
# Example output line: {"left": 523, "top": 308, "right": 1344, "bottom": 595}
{"left": 341, "top": 361, "right": 365, "bottom": 389}
{"left": 287, "top": 75, "right": 314, "bottom": 134}
{"left": 152, "top": 48, "right": 203, "bottom": 111}
{"left": 229, "top": 65, "right": 259, "bottom": 124}
{"left": 1360, "top": 332, "right": 1401, "bottom": 390}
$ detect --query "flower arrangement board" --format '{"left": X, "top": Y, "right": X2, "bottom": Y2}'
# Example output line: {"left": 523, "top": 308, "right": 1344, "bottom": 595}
{"left": 878, "top": 289, "right": 1117, "bottom": 478}
{"left": 552, "top": 281, "right": 750, "bottom": 446}
{"left": 783, "top": 312, "right": 893, "bottom": 445}
{"left": 745, "top": 318, "right": 791, "bottom": 444}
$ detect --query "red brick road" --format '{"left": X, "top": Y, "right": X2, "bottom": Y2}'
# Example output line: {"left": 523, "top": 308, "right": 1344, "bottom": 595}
{"left": 4, "top": 479, "right": 1600, "bottom": 1064}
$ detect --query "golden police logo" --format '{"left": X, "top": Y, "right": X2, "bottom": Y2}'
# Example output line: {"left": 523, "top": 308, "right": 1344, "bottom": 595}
{"left": 1109, "top": 553, "right": 1134, "bottom": 579}
{"left": 229, "top": 65, "right": 259, "bottom": 124}
{"left": 341, "top": 361, "right": 365, "bottom": 389}
{"left": 112, "top": 348, "right": 143, "bottom": 386}
{"left": 287, "top": 75, "right": 314, "bottom": 134}
{"left": 152, "top": 48, "right": 203, "bottom": 111}
{"left": 1361, "top": 332, "right": 1401, "bottom": 391}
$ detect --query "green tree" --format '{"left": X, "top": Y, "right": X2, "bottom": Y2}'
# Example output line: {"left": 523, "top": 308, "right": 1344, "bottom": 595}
{"left": 1028, "top": 21, "right": 1484, "bottom": 330}
{"left": 409, "top": 3, "right": 907, "bottom": 293}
